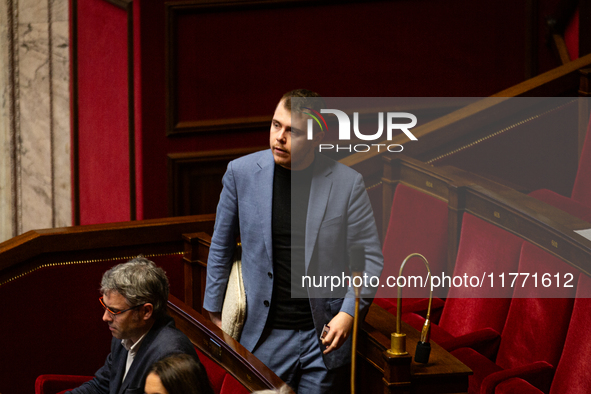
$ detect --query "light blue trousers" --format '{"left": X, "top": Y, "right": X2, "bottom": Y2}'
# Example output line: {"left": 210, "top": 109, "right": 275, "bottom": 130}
{"left": 252, "top": 328, "right": 349, "bottom": 394}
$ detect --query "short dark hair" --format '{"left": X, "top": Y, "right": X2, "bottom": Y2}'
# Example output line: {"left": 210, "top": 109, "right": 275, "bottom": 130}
{"left": 281, "top": 89, "right": 325, "bottom": 114}
{"left": 149, "top": 354, "right": 213, "bottom": 394}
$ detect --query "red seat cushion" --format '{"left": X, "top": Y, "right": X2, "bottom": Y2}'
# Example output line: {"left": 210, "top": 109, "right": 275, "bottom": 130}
{"left": 451, "top": 348, "right": 503, "bottom": 394}
{"left": 549, "top": 275, "right": 591, "bottom": 394}
{"left": 564, "top": 8, "right": 579, "bottom": 60}
{"left": 403, "top": 214, "right": 523, "bottom": 359}
{"left": 453, "top": 242, "right": 578, "bottom": 393}
{"left": 496, "top": 243, "right": 577, "bottom": 371}
{"left": 196, "top": 348, "right": 250, "bottom": 394}
{"left": 389, "top": 214, "right": 525, "bottom": 361}
{"left": 495, "top": 378, "right": 543, "bottom": 394}
{"left": 452, "top": 348, "right": 553, "bottom": 394}
{"left": 35, "top": 375, "right": 93, "bottom": 394}
{"left": 219, "top": 375, "right": 250, "bottom": 394}
{"left": 439, "top": 215, "right": 523, "bottom": 339}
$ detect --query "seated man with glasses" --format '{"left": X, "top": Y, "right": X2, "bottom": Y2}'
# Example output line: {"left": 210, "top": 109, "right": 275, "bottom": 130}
{"left": 68, "top": 256, "right": 200, "bottom": 394}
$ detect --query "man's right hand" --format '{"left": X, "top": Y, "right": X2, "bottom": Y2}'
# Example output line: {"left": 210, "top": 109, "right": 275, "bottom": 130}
{"left": 208, "top": 310, "right": 222, "bottom": 329}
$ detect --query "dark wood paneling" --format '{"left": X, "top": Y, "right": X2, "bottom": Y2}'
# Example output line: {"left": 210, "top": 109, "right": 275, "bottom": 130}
{"left": 167, "top": 147, "right": 264, "bottom": 216}
{"left": 164, "top": 0, "right": 289, "bottom": 136}
{"left": 165, "top": 0, "right": 530, "bottom": 136}
{"left": 0, "top": 214, "right": 215, "bottom": 286}
{"left": 164, "top": 0, "right": 340, "bottom": 136}
{"left": 182, "top": 231, "right": 211, "bottom": 312}
{"left": 525, "top": 0, "right": 539, "bottom": 78}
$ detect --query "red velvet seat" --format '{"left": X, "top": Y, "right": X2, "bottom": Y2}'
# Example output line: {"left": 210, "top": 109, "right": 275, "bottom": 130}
{"left": 374, "top": 183, "right": 448, "bottom": 317}
{"left": 492, "top": 274, "right": 591, "bottom": 394}
{"left": 545, "top": 275, "right": 591, "bottom": 393}
{"left": 529, "top": 115, "right": 591, "bottom": 221}
{"left": 564, "top": 8, "right": 579, "bottom": 60}
{"left": 35, "top": 375, "right": 93, "bottom": 394}
{"left": 494, "top": 378, "right": 545, "bottom": 394}
{"left": 196, "top": 349, "right": 249, "bottom": 394}
{"left": 451, "top": 242, "right": 578, "bottom": 394}
{"left": 403, "top": 213, "right": 523, "bottom": 359}
{"left": 35, "top": 348, "right": 249, "bottom": 394}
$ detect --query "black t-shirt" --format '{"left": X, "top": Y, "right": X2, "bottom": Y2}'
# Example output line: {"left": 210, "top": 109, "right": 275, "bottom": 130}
{"left": 268, "top": 162, "right": 314, "bottom": 330}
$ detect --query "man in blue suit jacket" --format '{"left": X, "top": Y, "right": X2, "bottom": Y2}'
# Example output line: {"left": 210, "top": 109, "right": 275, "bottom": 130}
{"left": 69, "top": 257, "right": 202, "bottom": 394}
{"left": 203, "top": 90, "right": 383, "bottom": 393}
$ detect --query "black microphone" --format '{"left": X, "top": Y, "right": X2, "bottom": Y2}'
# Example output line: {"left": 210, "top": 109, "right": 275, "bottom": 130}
{"left": 415, "top": 326, "right": 431, "bottom": 364}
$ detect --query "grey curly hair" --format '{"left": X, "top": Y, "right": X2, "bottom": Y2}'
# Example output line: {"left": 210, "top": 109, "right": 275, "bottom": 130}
{"left": 100, "top": 256, "right": 169, "bottom": 318}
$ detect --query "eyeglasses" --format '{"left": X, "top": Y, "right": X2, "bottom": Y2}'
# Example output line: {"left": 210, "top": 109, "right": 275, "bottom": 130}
{"left": 99, "top": 296, "right": 144, "bottom": 317}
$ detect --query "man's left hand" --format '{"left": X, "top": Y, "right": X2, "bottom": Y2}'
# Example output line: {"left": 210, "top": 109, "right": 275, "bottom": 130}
{"left": 322, "top": 312, "right": 354, "bottom": 355}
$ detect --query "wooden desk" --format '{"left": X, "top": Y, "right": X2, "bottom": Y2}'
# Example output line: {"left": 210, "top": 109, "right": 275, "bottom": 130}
{"left": 358, "top": 304, "right": 472, "bottom": 394}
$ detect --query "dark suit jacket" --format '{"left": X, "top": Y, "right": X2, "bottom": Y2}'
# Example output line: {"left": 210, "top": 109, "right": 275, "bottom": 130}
{"left": 68, "top": 315, "right": 198, "bottom": 394}
{"left": 204, "top": 150, "right": 383, "bottom": 370}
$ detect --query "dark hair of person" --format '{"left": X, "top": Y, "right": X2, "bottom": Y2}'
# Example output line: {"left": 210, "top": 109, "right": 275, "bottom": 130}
{"left": 281, "top": 89, "right": 325, "bottom": 113}
{"left": 149, "top": 354, "right": 214, "bottom": 394}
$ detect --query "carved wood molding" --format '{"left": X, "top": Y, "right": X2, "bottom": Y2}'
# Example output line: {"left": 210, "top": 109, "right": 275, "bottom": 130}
{"left": 164, "top": 0, "right": 363, "bottom": 136}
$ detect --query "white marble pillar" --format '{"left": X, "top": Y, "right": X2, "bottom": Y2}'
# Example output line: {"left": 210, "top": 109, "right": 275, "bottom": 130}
{"left": 0, "top": 0, "right": 17, "bottom": 242}
{"left": 0, "top": 0, "right": 70, "bottom": 243}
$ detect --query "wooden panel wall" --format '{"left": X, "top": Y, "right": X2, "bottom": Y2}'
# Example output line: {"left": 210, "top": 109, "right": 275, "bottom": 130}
{"left": 167, "top": 147, "right": 264, "bottom": 216}
{"left": 72, "top": 0, "right": 551, "bottom": 224}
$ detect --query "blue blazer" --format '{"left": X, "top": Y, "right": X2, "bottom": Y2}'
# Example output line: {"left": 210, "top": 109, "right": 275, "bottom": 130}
{"left": 204, "top": 150, "right": 383, "bottom": 369}
{"left": 68, "top": 316, "right": 199, "bottom": 394}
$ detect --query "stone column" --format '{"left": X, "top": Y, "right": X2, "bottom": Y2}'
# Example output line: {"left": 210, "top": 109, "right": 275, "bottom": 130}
{"left": 0, "top": 0, "right": 70, "bottom": 243}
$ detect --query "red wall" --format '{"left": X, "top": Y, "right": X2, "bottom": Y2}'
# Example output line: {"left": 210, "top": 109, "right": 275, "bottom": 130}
{"left": 76, "top": 0, "right": 131, "bottom": 224}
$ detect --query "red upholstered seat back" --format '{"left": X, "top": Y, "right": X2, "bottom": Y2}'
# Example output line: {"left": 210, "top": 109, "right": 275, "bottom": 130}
{"left": 564, "top": 8, "right": 579, "bottom": 60}
{"left": 196, "top": 349, "right": 250, "bottom": 394}
{"left": 571, "top": 115, "right": 591, "bottom": 207}
{"left": 35, "top": 375, "right": 93, "bottom": 394}
{"left": 438, "top": 214, "right": 523, "bottom": 337}
{"left": 549, "top": 274, "right": 591, "bottom": 394}
{"left": 495, "top": 242, "right": 578, "bottom": 370}
{"left": 376, "top": 184, "right": 449, "bottom": 301}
